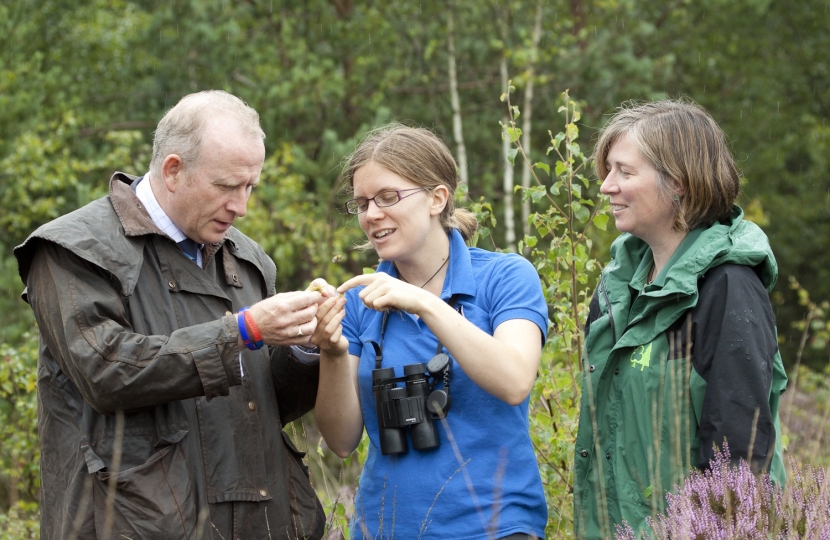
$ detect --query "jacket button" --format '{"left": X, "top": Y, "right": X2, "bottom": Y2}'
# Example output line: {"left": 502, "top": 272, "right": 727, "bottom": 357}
{"left": 232, "top": 274, "right": 239, "bottom": 282}
{"left": 259, "top": 489, "right": 268, "bottom": 497}
{"left": 614, "top": 368, "right": 619, "bottom": 375}
{"left": 588, "top": 365, "right": 596, "bottom": 372}
{"left": 580, "top": 450, "right": 588, "bottom": 458}
{"left": 606, "top": 452, "right": 611, "bottom": 460}
{"left": 168, "top": 280, "right": 175, "bottom": 288}
{"left": 248, "top": 402, "right": 256, "bottom": 411}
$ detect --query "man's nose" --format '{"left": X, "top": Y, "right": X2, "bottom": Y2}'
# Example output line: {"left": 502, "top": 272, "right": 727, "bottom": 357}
{"left": 227, "top": 188, "right": 249, "bottom": 217}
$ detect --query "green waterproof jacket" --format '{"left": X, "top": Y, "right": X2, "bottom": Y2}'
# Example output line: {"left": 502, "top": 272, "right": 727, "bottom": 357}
{"left": 573, "top": 207, "right": 787, "bottom": 539}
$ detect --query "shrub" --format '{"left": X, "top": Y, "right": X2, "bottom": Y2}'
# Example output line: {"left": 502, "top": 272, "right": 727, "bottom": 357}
{"left": 614, "top": 444, "right": 830, "bottom": 540}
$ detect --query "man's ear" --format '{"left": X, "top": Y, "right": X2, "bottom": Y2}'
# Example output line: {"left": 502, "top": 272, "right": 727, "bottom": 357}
{"left": 429, "top": 185, "right": 450, "bottom": 217}
{"left": 161, "top": 154, "right": 185, "bottom": 193}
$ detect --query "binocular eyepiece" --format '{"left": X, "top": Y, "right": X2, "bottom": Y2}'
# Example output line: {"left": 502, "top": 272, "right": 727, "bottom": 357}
{"left": 372, "top": 357, "right": 451, "bottom": 455}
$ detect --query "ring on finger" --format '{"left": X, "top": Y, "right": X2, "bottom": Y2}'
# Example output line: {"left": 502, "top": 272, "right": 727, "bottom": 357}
{"left": 296, "top": 325, "right": 304, "bottom": 337}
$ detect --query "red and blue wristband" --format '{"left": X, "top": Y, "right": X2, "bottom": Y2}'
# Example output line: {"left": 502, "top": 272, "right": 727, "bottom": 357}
{"left": 237, "top": 307, "right": 263, "bottom": 350}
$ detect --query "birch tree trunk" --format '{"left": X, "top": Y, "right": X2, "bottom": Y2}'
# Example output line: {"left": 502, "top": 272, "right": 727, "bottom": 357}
{"left": 447, "top": 1, "right": 468, "bottom": 186}
{"left": 521, "top": 0, "right": 544, "bottom": 241}
{"left": 501, "top": 7, "right": 516, "bottom": 251}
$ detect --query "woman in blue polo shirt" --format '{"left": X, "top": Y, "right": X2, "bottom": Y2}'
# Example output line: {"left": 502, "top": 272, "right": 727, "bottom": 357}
{"left": 311, "top": 125, "right": 548, "bottom": 539}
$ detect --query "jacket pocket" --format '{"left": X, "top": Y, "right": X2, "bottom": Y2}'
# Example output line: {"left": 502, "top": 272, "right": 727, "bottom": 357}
{"left": 89, "top": 430, "right": 197, "bottom": 540}
{"left": 281, "top": 431, "right": 325, "bottom": 540}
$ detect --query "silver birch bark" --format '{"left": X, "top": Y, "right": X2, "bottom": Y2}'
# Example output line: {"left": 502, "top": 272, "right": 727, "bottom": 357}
{"left": 521, "top": 0, "right": 544, "bottom": 241}
{"left": 447, "top": 2, "right": 468, "bottom": 186}
{"left": 501, "top": 7, "right": 516, "bottom": 251}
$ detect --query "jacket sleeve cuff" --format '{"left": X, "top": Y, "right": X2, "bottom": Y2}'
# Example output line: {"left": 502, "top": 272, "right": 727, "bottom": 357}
{"left": 193, "top": 315, "right": 243, "bottom": 401}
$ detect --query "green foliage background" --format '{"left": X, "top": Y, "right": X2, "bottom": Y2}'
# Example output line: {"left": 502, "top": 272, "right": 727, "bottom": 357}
{"left": 2, "top": 0, "right": 830, "bottom": 537}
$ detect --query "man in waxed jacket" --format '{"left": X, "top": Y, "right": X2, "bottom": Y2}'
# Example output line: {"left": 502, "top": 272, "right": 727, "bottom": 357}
{"left": 14, "top": 90, "right": 327, "bottom": 539}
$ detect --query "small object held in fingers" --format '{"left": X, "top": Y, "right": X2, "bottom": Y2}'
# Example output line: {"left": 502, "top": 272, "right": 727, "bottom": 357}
{"left": 309, "top": 281, "right": 341, "bottom": 297}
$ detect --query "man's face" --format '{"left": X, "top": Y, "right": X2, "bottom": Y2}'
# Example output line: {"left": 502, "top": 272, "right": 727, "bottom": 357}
{"left": 166, "top": 121, "right": 265, "bottom": 245}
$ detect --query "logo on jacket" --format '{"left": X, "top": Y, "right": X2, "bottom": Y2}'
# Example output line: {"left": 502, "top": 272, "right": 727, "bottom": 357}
{"left": 630, "top": 343, "right": 653, "bottom": 371}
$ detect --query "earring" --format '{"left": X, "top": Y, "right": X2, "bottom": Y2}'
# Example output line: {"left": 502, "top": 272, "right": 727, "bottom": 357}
{"left": 672, "top": 194, "right": 680, "bottom": 202}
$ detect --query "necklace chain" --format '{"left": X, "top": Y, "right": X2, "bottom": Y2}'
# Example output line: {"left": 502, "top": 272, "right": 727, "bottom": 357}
{"left": 398, "top": 256, "right": 449, "bottom": 289}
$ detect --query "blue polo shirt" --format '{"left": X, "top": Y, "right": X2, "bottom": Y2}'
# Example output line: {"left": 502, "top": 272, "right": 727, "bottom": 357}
{"left": 343, "top": 229, "right": 549, "bottom": 539}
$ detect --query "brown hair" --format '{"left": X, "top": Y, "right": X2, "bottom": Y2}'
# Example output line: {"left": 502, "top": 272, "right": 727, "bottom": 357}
{"left": 341, "top": 124, "right": 478, "bottom": 239}
{"left": 593, "top": 99, "right": 740, "bottom": 232}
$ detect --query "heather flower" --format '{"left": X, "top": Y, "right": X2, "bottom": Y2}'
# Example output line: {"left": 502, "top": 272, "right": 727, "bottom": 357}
{"left": 614, "top": 442, "right": 830, "bottom": 540}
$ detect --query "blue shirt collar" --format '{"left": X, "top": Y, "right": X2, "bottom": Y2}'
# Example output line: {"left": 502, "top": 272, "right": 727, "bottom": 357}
{"left": 377, "top": 229, "right": 476, "bottom": 300}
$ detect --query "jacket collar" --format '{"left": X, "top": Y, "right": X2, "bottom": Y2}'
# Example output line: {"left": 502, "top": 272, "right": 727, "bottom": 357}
{"left": 109, "top": 172, "right": 229, "bottom": 266}
{"left": 376, "top": 228, "right": 476, "bottom": 301}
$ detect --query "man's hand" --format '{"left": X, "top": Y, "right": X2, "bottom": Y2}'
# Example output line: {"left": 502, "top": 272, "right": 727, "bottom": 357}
{"left": 246, "top": 290, "right": 322, "bottom": 347}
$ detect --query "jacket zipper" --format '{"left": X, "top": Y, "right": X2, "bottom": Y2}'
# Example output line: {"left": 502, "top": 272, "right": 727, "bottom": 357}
{"left": 600, "top": 275, "right": 617, "bottom": 344}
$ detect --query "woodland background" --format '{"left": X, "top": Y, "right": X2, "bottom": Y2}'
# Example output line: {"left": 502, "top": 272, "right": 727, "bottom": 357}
{"left": 2, "top": 0, "right": 830, "bottom": 538}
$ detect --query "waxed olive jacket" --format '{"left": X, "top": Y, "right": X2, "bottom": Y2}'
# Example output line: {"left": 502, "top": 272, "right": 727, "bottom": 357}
{"left": 14, "top": 173, "right": 324, "bottom": 540}
{"left": 573, "top": 207, "right": 787, "bottom": 539}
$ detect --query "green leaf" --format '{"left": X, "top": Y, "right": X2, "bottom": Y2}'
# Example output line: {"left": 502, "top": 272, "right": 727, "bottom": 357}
{"left": 507, "top": 148, "right": 519, "bottom": 164}
{"left": 505, "top": 127, "right": 523, "bottom": 143}
{"left": 534, "top": 162, "right": 550, "bottom": 175}
{"left": 511, "top": 105, "right": 520, "bottom": 119}
{"left": 594, "top": 213, "right": 609, "bottom": 231}
{"left": 555, "top": 161, "right": 567, "bottom": 176}
{"left": 567, "top": 123, "right": 579, "bottom": 141}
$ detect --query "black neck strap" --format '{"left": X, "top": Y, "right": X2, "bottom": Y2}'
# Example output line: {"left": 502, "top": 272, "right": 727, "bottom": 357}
{"left": 369, "top": 295, "right": 459, "bottom": 370}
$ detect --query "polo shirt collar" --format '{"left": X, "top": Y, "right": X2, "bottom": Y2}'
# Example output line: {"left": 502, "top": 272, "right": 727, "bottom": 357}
{"left": 377, "top": 228, "right": 476, "bottom": 300}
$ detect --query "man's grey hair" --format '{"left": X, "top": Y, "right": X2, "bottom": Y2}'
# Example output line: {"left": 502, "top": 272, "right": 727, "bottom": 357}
{"left": 149, "top": 90, "right": 265, "bottom": 178}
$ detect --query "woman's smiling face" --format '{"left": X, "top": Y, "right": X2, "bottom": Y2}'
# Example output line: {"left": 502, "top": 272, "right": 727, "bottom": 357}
{"left": 352, "top": 161, "right": 438, "bottom": 263}
{"left": 600, "top": 134, "right": 677, "bottom": 245}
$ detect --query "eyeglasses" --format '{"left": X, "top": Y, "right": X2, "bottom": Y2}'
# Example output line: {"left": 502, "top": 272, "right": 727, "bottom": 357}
{"left": 344, "top": 188, "right": 428, "bottom": 215}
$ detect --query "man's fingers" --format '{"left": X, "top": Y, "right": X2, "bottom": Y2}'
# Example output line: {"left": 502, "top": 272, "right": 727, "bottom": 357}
{"left": 308, "top": 278, "right": 339, "bottom": 299}
{"left": 274, "top": 290, "right": 323, "bottom": 309}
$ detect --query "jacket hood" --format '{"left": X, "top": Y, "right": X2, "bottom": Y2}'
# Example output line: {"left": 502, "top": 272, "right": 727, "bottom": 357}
{"left": 603, "top": 206, "right": 778, "bottom": 351}
{"left": 609, "top": 205, "right": 778, "bottom": 295}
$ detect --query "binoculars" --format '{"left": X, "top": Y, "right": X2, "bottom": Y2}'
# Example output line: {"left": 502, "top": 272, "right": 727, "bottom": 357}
{"left": 371, "top": 354, "right": 451, "bottom": 455}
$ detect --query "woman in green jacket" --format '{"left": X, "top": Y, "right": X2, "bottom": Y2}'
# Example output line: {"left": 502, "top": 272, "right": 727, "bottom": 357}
{"left": 574, "top": 99, "right": 787, "bottom": 539}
